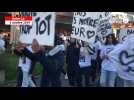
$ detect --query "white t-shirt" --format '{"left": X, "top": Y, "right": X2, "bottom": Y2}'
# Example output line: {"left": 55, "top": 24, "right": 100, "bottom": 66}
{"left": 79, "top": 47, "right": 91, "bottom": 68}
{"left": 100, "top": 44, "right": 117, "bottom": 72}
{"left": 18, "top": 46, "right": 33, "bottom": 72}
{"left": 91, "top": 41, "right": 103, "bottom": 60}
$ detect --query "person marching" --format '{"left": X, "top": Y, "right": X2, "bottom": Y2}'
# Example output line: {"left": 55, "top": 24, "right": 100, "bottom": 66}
{"left": 15, "top": 41, "right": 36, "bottom": 87}
{"left": 78, "top": 41, "right": 95, "bottom": 87}
{"left": 99, "top": 34, "right": 118, "bottom": 87}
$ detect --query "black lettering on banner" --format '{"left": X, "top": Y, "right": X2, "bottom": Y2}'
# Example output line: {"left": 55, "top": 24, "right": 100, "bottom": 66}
{"left": 125, "top": 66, "right": 134, "bottom": 72}
{"left": 98, "top": 12, "right": 112, "bottom": 37}
{"left": 99, "top": 14, "right": 103, "bottom": 20}
{"left": 127, "top": 29, "right": 134, "bottom": 35}
{"left": 73, "top": 17, "right": 77, "bottom": 24}
{"left": 94, "top": 19, "right": 99, "bottom": 27}
{"left": 21, "top": 25, "right": 32, "bottom": 34}
{"left": 83, "top": 12, "right": 86, "bottom": 17}
{"left": 74, "top": 12, "right": 86, "bottom": 17}
{"left": 119, "top": 49, "right": 134, "bottom": 72}
{"left": 20, "top": 12, "right": 33, "bottom": 34}
{"left": 20, "top": 12, "right": 52, "bottom": 36}
{"left": 35, "top": 17, "right": 40, "bottom": 35}
{"left": 87, "top": 46, "right": 95, "bottom": 54}
{"left": 99, "top": 25, "right": 107, "bottom": 36}
{"left": 79, "top": 17, "right": 99, "bottom": 28}
{"left": 72, "top": 26, "right": 75, "bottom": 35}
{"left": 45, "top": 14, "right": 51, "bottom": 35}
{"left": 87, "top": 30, "right": 95, "bottom": 39}
{"left": 105, "top": 12, "right": 110, "bottom": 17}
{"left": 72, "top": 26, "right": 79, "bottom": 35}
{"left": 72, "top": 26, "right": 95, "bottom": 39}
{"left": 35, "top": 14, "right": 52, "bottom": 35}
{"left": 80, "top": 27, "right": 85, "bottom": 37}
{"left": 39, "top": 20, "right": 47, "bottom": 35}
{"left": 99, "top": 22, "right": 111, "bottom": 36}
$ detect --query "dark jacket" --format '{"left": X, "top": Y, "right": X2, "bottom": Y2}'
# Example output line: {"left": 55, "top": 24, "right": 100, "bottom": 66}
{"left": 14, "top": 49, "right": 36, "bottom": 73}
{"left": 66, "top": 44, "right": 80, "bottom": 67}
{"left": 22, "top": 47, "right": 63, "bottom": 71}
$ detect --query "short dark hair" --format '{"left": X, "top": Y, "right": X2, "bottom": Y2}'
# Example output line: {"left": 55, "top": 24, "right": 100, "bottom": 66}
{"left": 105, "top": 34, "right": 118, "bottom": 45}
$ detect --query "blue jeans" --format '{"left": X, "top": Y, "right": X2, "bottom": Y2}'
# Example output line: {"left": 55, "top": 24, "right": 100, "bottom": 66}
{"left": 100, "top": 69, "right": 117, "bottom": 87}
{"left": 123, "top": 79, "right": 134, "bottom": 87}
{"left": 40, "top": 67, "right": 61, "bottom": 87}
{"left": 115, "top": 76, "right": 124, "bottom": 87}
{"left": 22, "top": 71, "right": 36, "bottom": 87}
{"left": 17, "top": 67, "right": 23, "bottom": 87}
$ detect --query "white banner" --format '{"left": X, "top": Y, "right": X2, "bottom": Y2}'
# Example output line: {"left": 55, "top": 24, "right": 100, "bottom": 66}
{"left": 119, "top": 28, "right": 134, "bottom": 42}
{"left": 19, "top": 12, "right": 56, "bottom": 46}
{"left": 97, "top": 12, "right": 112, "bottom": 38}
{"left": 108, "top": 34, "right": 134, "bottom": 80}
{"left": 71, "top": 12, "right": 101, "bottom": 44}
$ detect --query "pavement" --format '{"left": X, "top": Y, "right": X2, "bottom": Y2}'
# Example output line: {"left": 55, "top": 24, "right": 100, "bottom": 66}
{"left": 1, "top": 73, "right": 99, "bottom": 87}
{"left": 0, "top": 73, "right": 124, "bottom": 87}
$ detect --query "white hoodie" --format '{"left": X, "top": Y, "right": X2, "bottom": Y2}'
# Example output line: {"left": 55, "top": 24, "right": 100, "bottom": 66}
{"left": 79, "top": 47, "right": 91, "bottom": 68}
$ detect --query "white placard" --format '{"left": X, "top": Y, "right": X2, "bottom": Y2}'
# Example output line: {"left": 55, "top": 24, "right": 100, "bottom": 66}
{"left": 19, "top": 12, "right": 56, "bottom": 46}
{"left": 97, "top": 12, "right": 112, "bottom": 38}
{"left": 119, "top": 28, "right": 134, "bottom": 42}
{"left": 71, "top": 12, "right": 101, "bottom": 44}
{"left": 108, "top": 34, "right": 134, "bottom": 80}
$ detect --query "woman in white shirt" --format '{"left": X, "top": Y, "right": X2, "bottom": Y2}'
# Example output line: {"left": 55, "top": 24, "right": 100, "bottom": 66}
{"left": 79, "top": 41, "right": 93, "bottom": 87}
{"left": 100, "top": 34, "right": 118, "bottom": 87}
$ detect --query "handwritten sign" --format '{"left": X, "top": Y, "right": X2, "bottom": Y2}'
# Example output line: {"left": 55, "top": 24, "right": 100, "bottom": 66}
{"left": 108, "top": 35, "right": 134, "bottom": 80}
{"left": 97, "top": 12, "right": 112, "bottom": 38}
{"left": 119, "top": 28, "right": 134, "bottom": 42}
{"left": 19, "top": 12, "right": 56, "bottom": 46}
{"left": 71, "top": 12, "right": 101, "bottom": 44}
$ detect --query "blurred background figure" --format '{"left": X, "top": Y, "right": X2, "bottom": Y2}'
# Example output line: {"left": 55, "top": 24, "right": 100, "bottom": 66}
{"left": 0, "top": 36, "right": 5, "bottom": 54}
{"left": 100, "top": 34, "right": 118, "bottom": 87}
{"left": 66, "top": 38, "right": 81, "bottom": 86}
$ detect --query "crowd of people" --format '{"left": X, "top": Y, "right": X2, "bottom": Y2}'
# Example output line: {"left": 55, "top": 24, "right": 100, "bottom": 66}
{"left": 14, "top": 31, "right": 134, "bottom": 87}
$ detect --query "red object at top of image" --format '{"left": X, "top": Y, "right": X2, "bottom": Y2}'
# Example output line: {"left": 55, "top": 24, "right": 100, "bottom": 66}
{"left": 4, "top": 16, "right": 32, "bottom": 21}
